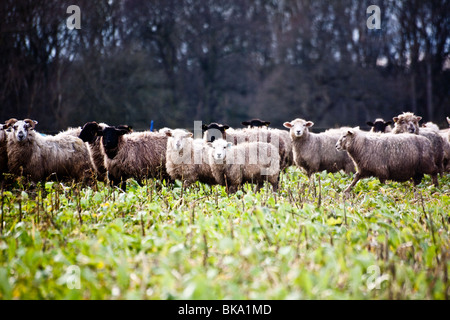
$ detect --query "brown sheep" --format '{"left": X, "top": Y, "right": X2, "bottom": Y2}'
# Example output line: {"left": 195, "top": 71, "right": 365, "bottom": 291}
{"left": 99, "top": 126, "right": 169, "bottom": 190}
{"left": 336, "top": 129, "right": 439, "bottom": 192}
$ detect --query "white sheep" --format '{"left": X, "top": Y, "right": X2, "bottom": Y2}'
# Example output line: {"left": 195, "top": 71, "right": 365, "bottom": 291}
{"left": 165, "top": 129, "right": 216, "bottom": 186}
{"left": 336, "top": 128, "right": 439, "bottom": 192}
{"left": 283, "top": 118, "right": 355, "bottom": 177}
{"left": 6, "top": 119, "right": 94, "bottom": 183}
{"left": 208, "top": 139, "right": 280, "bottom": 193}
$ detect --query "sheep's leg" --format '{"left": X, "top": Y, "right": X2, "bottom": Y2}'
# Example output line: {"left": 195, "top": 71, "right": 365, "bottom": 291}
{"left": 412, "top": 174, "right": 423, "bottom": 186}
{"left": 344, "top": 172, "right": 361, "bottom": 193}
{"left": 431, "top": 174, "right": 439, "bottom": 187}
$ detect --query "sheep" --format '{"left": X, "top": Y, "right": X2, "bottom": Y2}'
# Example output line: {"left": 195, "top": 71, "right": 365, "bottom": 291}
{"left": 0, "top": 120, "right": 15, "bottom": 182}
{"left": 392, "top": 112, "right": 445, "bottom": 175}
{"left": 203, "top": 122, "right": 293, "bottom": 170}
{"left": 99, "top": 126, "right": 169, "bottom": 190}
{"left": 335, "top": 128, "right": 439, "bottom": 192}
{"left": 366, "top": 118, "right": 393, "bottom": 133}
{"left": 208, "top": 139, "right": 280, "bottom": 193}
{"left": 78, "top": 122, "right": 133, "bottom": 181}
{"left": 165, "top": 129, "right": 216, "bottom": 186}
{"left": 241, "top": 118, "right": 270, "bottom": 128}
{"left": 5, "top": 119, "right": 94, "bottom": 184}
{"left": 283, "top": 118, "right": 355, "bottom": 177}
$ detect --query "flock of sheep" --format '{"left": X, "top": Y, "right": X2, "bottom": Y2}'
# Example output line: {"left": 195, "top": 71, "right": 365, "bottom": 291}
{"left": 0, "top": 112, "right": 449, "bottom": 194}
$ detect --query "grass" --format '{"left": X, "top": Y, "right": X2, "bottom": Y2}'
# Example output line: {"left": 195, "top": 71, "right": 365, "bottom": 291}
{"left": 0, "top": 167, "right": 449, "bottom": 299}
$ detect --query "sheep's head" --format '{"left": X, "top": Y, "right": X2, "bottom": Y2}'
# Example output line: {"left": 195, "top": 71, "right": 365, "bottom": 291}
{"left": 336, "top": 129, "right": 357, "bottom": 152}
{"left": 101, "top": 126, "right": 129, "bottom": 150}
{"left": 211, "top": 139, "right": 232, "bottom": 162}
{"left": 166, "top": 129, "right": 193, "bottom": 152}
{"left": 79, "top": 121, "right": 102, "bottom": 143}
{"left": 10, "top": 119, "right": 38, "bottom": 142}
{"left": 283, "top": 119, "right": 313, "bottom": 138}
{"left": 242, "top": 119, "right": 270, "bottom": 128}
{"left": 202, "top": 123, "right": 229, "bottom": 143}
{"left": 367, "top": 118, "right": 392, "bottom": 133}
{"left": 393, "top": 112, "right": 421, "bottom": 134}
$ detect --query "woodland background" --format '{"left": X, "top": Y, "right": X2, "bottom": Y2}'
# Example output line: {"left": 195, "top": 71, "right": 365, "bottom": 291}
{"left": 0, "top": 0, "right": 449, "bottom": 132}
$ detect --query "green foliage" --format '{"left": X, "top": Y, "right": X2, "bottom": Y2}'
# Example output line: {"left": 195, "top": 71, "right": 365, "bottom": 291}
{"left": 0, "top": 168, "right": 449, "bottom": 299}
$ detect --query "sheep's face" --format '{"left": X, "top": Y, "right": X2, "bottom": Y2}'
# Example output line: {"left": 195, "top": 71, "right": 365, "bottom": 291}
{"left": 211, "top": 139, "right": 232, "bottom": 161}
{"left": 336, "top": 130, "right": 355, "bottom": 151}
{"left": 367, "top": 119, "right": 392, "bottom": 133}
{"left": 283, "top": 119, "right": 314, "bottom": 138}
{"left": 167, "top": 130, "right": 193, "bottom": 152}
{"left": 393, "top": 113, "right": 421, "bottom": 134}
{"left": 11, "top": 119, "right": 37, "bottom": 142}
{"left": 242, "top": 119, "right": 270, "bottom": 128}
{"left": 79, "top": 122, "right": 100, "bottom": 143}
{"left": 101, "top": 127, "right": 128, "bottom": 150}
{"left": 202, "top": 123, "right": 229, "bottom": 143}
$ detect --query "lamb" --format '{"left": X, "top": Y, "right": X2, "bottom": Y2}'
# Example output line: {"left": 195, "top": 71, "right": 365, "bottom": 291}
{"left": 392, "top": 112, "right": 445, "bottom": 175}
{"left": 203, "top": 122, "right": 293, "bottom": 170}
{"left": 5, "top": 119, "right": 94, "bottom": 184}
{"left": 366, "top": 118, "right": 393, "bottom": 133}
{"left": 99, "top": 126, "right": 169, "bottom": 190}
{"left": 208, "top": 139, "right": 280, "bottom": 193}
{"left": 165, "top": 129, "right": 216, "bottom": 186}
{"left": 283, "top": 118, "right": 355, "bottom": 177}
{"left": 335, "top": 128, "right": 439, "bottom": 192}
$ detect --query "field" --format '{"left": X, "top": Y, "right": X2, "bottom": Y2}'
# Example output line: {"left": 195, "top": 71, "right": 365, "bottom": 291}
{"left": 0, "top": 168, "right": 449, "bottom": 300}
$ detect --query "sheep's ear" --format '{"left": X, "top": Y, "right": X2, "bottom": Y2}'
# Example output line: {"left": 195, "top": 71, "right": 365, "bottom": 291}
{"left": 117, "top": 128, "right": 129, "bottom": 136}
{"left": 283, "top": 122, "right": 292, "bottom": 128}
{"left": 202, "top": 124, "right": 208, "bottom": 131}
{"left": 222, "top": 125, "right": 230, "bottom": 131}
{"left": 393, "top": 117, "right": 399, "bottom": 123}
{"left": 385, "top": 120, "right": 392, "bottom": 126}
{"left": 264, "top": 121, "right": 270, "bottom": 127}
{"left": 24, "top": 119, "right": 38, "bottom": 129}
{"left": 346, "top": 129, "right": 355, "bottom": 136}
{"left": 447, "top": 117, "right": 450, "bottom": 125}
{"left": 242, "top": 121, "right": 250, "bottom": 126}
{"left": 186, "top": 132, "right": 193, "bottom": 138}
{"left": 366, "top": 121, "right": 374, "bottom": 127}
{"left": 416, "top": 116, "right": 422, "bottom": 122}
{"left": 165, "top": 130, "right": 172, "bottom": 137}
{"left": 305, "top": 121, "right": 314, "bottom": 127}
{"left": 4, "top": 118, "right": 18, "bottom": 129}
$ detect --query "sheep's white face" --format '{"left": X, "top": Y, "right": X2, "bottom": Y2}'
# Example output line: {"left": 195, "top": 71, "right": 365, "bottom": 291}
{"left": 393, "top": 113, "right": 421, "bottom": 134}
{"left": 283, "top": 119, "right": 314, "bottom": 138}
{"left": 11, "top": 120, "right": 34, "bottom": 142}
{"left": 211, "top": 139, "right": 231, "bottom": 161}
{"left": 170, "top": 132, "right": 192, "bottom": 152}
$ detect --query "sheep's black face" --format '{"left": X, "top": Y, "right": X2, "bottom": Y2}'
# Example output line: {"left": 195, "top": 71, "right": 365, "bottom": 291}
{"left": 102, "top": 127, "right": 121, "bottom": 150}
{"left": 79, "top": 122, "right": 100, "bottom": 143}
{"left": 202, "top": 123, "right": 229, "bottom": 143}
{"left": 367, "top": 120, "right": 392, "bottom": 133}
{"left": 242, "top": 119, "right": 270, "bottom": 128}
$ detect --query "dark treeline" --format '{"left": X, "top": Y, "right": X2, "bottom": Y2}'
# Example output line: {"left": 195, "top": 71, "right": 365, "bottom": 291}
{"left": 0, "top": 0, "right": 449, "bottom": 132}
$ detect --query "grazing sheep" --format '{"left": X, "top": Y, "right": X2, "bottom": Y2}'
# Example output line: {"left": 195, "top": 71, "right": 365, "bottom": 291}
{"left": 335, "top": 128, "right": 439, "bottom": 192}
{"left": 165, "top": 129, "right": 216, "bottom": 186}
{"left": 366, "top": 118, "right": 393, "bottom": 133}
{"left": 99, "top": 126, "right": 169, "bottom": 190}
{"left": 208, "top": 139, "right": 280, "bottom": 193}
{"left": 392, "top": 112, "right": 445, "bottom": 175}
{"left": 5, "top": 119, "right": 94, "bottom": 183}
{"left": 283, "top": 118, "right": 355, "bottom": 177}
